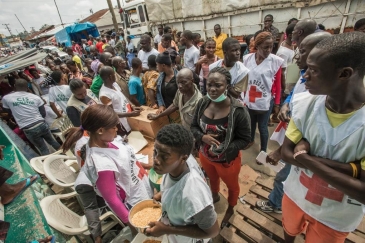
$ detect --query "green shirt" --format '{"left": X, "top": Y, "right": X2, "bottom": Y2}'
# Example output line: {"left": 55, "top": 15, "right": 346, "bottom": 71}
{"left": 90, "top": 74, "right": 103, "bottom": 97}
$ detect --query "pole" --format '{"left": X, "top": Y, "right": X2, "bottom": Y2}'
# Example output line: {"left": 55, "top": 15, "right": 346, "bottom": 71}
{"left": 14, "top": 14, "right": 27, "bottom": 32}
{"left": 53, "top": 0, "right": 65, "bottom": 28}
{"left": 116, "top": 0, "right": 123, "bottom": 23}
{"left": 106, "top": 0, "right": 119, "bottom": 33}
{"left": 2, "top": 24, "right": 13, "bottom": 37}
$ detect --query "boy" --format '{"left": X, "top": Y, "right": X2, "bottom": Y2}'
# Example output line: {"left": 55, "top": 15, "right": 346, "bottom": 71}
{"left": 128, "top": 58, "right": 146, "bottom": 106}
{"left": 145, "top": 124, "right": 219, "bottom": 243}
{"left": 48, "top": 70, "right": 72, "bottom": 118}
{"left": 142, "top": 55, "right": 159, "bottom": 108}
{"left": 281, "top": 32, "right": 365, "bottom": 242}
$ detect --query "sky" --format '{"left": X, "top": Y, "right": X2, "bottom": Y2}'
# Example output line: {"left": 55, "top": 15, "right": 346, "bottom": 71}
{"left": 0, "top": 0, "right": 123, "bottom": 36}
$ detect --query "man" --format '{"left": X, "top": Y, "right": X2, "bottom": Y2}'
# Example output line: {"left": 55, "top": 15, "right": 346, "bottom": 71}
{"left": 145, "top": 124, "right": 219, "bottom": 242}
{"left": 126, "top": 36, "right": 135, "bottom": 68}
{"left": 262, "top": 14, "right": 279, "bottom": 40}
{"left": 103, "top": 45, "right": 116, "bottom": 57}
{"left": 66, "top": 47, "right": 83, "bottom": 71}
{"left": 114, "top": 36, "right": 126, "bottom": 58}
{"left": 280, "top": 32, "right": 365, "bottom": 243}
{"left": 180, "top": 30, "right": 200, "bottom": 72}
{"left": 354, "top": 18, "right": 365, "bottom": 32}
{"left": 90, "top": 52, "right": 113, "bottom": 97}
{"left": 147, "top": 68, "right": 202, "bottom": 129}
{"left": 291, "top": 18, "right": 317, "bottom": 46}
{"left": 95, "top": 37, "right": 104, "bottom": 53}
{"left": 257, "top": 31, "right": 331, "bottom": 214}
{"left": 2, "top": 79, "right": 60, "bottom": 155}
{"left": 213, "top": 24, "right": 228, "bottom": 59}
{"left": 88, "top": 46, "right": 100, "bottom": 60}
{"left": 110, "top": 33, "right": 116, "bottom": 47}
{"left": 72, "top": 41, "right": 83, "bottom": 56}
{"left": 112, "top": 56, "right": 131, "bottom": 100}
{"left": 157, "top": 26, "right": 179, "bottom": 53}
{"left": 154, "top": 24, "right": 164, "bottom": 49}
{"left": 137, "top": 34, "right": 159, "bottom": 72}
{"left": 99, "top": 66, "right": 140, "bottom": 135}
{"left": 158, "top": 34, "right": 179, "bottom": 53}
{"left": 29, "top": 68, "right": 48, "bottom": 96}
{"left": 209, "top": 38, "right": 249, "bottom": 99}
{"left": 106, "top": 34, "right": 115, "bottom": 48}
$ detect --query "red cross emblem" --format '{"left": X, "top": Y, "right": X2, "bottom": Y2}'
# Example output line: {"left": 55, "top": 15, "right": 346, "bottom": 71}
{"left": 300, "top": 171, "right": 344, "bottom": 206}
{"left": 248, "top": 86, "right": 262, "bottom": 103}
{"left": 136, "top": 161, "right": 148, "bottom": 179}
{"left": 274, "top": 121, "right": 287, "bottom": 132}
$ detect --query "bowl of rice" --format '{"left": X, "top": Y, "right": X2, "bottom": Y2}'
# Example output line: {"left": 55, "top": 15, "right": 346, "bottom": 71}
{"left": 129, "top": 199, "right": 162, "bottom": 233}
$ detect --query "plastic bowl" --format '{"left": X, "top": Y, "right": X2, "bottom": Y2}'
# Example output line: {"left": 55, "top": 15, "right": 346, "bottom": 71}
{"left": 128, "top": 199, "right": 162, "bottom": 233}
{"left": 149, "top": 168, "right": 163, "bottom": 192}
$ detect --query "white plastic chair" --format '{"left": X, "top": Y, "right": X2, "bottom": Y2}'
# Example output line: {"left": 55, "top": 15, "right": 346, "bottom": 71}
{"left": 43, "top": 155, "right": 79, "bottom": 189}
{"left": 51, "top": 116, "right": 74, "bottom": 142}
{"left": 40, "top": 191, "right": 125, "bottom": 237}
{"left": 30, "top": 150, "right": 75, "bottom": 175}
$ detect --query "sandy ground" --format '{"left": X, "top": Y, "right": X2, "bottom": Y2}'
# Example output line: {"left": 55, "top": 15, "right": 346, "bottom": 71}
{"left": 212, "top": 125, "right": 279, "bottom": 243}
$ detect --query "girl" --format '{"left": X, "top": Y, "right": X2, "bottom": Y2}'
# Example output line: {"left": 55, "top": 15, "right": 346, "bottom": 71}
{"left": 191, "top": 67, "right": 251, "bottom": 228}
{"left": 196, "top": 38, "right": 219, "bottom": 95}
{"left": 62, "top": 104, "right": 153, "bottom": 230}
{"left": 66, "top": 60, "right": 92, "bottom": 87}
{"left": 243, "top": 32, "right": 283, "bottom": 153}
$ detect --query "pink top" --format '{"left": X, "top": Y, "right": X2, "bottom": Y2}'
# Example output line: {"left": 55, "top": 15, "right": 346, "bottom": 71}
{"left": 201, "top": 55, "right": 218, "bottom": 79}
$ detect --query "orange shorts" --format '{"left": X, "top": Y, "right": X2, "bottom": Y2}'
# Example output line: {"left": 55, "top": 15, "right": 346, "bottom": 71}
{"left": 282, "top": 194, "right": 349, "bottom": 243}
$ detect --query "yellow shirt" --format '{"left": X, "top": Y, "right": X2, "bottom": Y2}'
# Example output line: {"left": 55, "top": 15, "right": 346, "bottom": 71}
{"left": 285, "top": 108, "right": 365, "bottom": 166}
{"left": 213, "top": 33, "right": 228, "bottom": 59}
{"left": 72, "top": 55, "right": 83, "bottom": 71}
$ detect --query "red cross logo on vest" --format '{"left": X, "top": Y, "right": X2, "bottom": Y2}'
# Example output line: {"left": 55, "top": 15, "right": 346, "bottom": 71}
{"left": 274, "top": 121, "right": 287, "bottom": 132}
{"left": 299, "top": 171, "right": 344, "bottom": 206}
{"left": 248, "top": 86, "right": 262, "bottom": 103}
{"left": 136, "top": 161, "right": 148, "bottom": 179}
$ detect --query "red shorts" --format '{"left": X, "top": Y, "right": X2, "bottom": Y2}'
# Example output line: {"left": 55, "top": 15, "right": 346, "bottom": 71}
{"left": 282, "top": 194, "right": 349, "bottom": 243}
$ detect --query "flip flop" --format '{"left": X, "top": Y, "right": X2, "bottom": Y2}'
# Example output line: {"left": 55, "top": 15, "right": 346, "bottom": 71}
{"left": 5, "top": 174, "right": 39, "bottom": 205}
{"left": 29, "top": 235, "right": 55, "bottom": 243}
{"left": 220, "top": 221, "right": 231, "bottom": 229}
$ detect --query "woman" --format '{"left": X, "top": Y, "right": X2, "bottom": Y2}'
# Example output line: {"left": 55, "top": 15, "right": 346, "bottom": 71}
{"left": 191, "top": 67, "right": 251, "bottom": 228}
{"left": 195, "top": 38, "right": 219, "bottom": 95}
{"left": 155, "top": 51, "right": 180, "bottom": 123}
{"left": 66, "top": 60, "right": 92, "bottom": 87}
{"left": 243, "top": 32, "right": 283, "bottom": 153}
{"left": 66, "top": 79, "right": 99, "bottom": 127}
{"left": 84, "top": 58, "right": 95, "bottom": 78}
{"left": 62, "top": 104, "right": 153, "bottom": 230}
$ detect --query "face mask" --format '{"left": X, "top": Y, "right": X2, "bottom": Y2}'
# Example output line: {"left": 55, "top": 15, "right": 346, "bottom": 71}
{"left": 207, "top": 90, "right": 227, "bottom": 103}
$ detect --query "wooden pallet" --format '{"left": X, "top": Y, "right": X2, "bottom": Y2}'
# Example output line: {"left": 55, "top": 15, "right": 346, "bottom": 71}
{"left": 221, "top": 177, "right": 365, "bottom": 243}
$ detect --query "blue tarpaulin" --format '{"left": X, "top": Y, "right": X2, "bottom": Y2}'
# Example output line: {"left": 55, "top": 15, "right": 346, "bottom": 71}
{"left": 54, "top": 22, "right": 99, "bottom": 47}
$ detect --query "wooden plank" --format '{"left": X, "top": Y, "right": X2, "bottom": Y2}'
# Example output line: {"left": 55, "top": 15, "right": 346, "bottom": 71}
{"left": 240, "top": 193, "right": 283, "bottom": 222}
{"left": 220, "top": 227, "right": 248, "bottom": 243}
{"left": 256, "top": 177, "right": 274, "bottom": 190}
{"left": 347, "top": 232, "right": 365, "bottom": 243}
{"left": 356, "top": 217, "right": 365, "bottom": 234}
{"left": 229, "top": 214, "right": 276, "bottom": 243}
{"left": 220, "top": 164, "right": 259, "bottom": 200}
{"left": 249, "top": 184, "right": 270, "bottom": 199}
{"left": 237, "top": 205, "right": 305, "bottom": 243}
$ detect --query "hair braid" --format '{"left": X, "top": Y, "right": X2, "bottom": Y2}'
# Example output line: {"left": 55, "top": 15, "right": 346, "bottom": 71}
{"left": 208, "top": 66, "right": 232, "bottom": 85}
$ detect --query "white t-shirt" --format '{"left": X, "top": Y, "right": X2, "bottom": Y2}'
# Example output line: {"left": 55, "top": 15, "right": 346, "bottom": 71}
{"left": 276, "top": 45, "right": 295, "bottom": 69}
{"left": 109, "top": 39, "right": 115, "bottom": 47}
{"left": 33, "top": 76, "right": 49, "bottom": 95}
{"left": 48, "top": 85, "right": 72, "bottom": 113}
{"left": 137, "top": 48, "right": 159, "bottom": 69}
{"left": 184, "top": 45, "right": 200, "bottom": 72}
{"left": 154, "top": 34, "right": 162, "bottom": 44}
{"left": 2, "top": 91, "right": 45, "bottom": 129}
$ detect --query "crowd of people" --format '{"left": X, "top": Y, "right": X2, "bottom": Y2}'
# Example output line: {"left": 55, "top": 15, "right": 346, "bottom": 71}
{"left": 0, "top": 14, "right": 365, "bottom": 243}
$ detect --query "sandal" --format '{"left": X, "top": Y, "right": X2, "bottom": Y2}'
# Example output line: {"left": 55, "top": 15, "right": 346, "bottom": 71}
{"left": 220, "top": 221, "right": 231, "bottom": 229}
{"left": 4, "top": 174, "right": 39, "bottom": 205}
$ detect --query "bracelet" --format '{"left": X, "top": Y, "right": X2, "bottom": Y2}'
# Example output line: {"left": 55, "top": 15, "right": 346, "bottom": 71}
{"left": 349, "top": 162, "right": 358, "bottom": 178}
{"left": 293, "top": 150, "right": 307, "bottom": 160}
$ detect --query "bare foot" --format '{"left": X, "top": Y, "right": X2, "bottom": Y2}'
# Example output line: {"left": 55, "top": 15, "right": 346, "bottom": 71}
{"left": 221, "top": 206, "right": 234, "bottom": 228}
{"left": 212, "top": 193, "right": 220, "bottom": 203}
{"left": 1, "top": 175, "right": 38, "bottom": 205}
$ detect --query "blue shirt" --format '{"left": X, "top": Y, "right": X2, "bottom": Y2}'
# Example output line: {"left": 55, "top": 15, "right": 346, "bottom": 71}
{"left": 128, "top": 75, "right": 146, "bottom": 105}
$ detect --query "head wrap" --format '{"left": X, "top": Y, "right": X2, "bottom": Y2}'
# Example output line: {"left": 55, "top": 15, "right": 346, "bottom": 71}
{"left": 91, "top": 59, "right": 102, "bottom": 74}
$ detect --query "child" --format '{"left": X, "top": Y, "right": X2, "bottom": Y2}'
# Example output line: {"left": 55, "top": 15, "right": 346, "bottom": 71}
{"left": 128, "top": 58, "right": 146, "bottom": 106}
{"left": 48, "top": 70, "right": 72, "bottom": 118}
{"left": 145, "top": 124, "right": 219, "bottom": 242}
{"left": 195, "top": 38, "right": 219, "bottom": 95}
{"left": 142, "top": 55, "right": 159, "bottom": 108}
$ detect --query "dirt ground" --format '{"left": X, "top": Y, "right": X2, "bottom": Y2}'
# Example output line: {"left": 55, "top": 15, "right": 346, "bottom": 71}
{"left": 212, "top": 126, "right": 279, "bottom": 243}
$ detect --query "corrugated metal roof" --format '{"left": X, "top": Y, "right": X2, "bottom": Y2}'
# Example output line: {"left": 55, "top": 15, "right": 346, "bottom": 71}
{"left": 80, "top": 9, "right": 109, "bottom": 23}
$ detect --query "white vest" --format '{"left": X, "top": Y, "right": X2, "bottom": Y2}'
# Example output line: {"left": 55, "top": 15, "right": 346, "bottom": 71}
{"left": 99, "top": 83, "right": 131, "bottom": 132}
{"left": 284, "top": 92, "right": 365, "bottom": 232}
{"left": 289, "top": 75, "right": 307, "bottom": 112}
{"left": 161, "top": 156, "right": 213, "bottom": 243}
{"left": 84, "top": 140, "right": 153, "bottom": 207}
{"left": 209, "top": 59, "right": 249, "bottom": 86}
{"left": 243, "top": 53, "right": 283, "bottom": 111}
